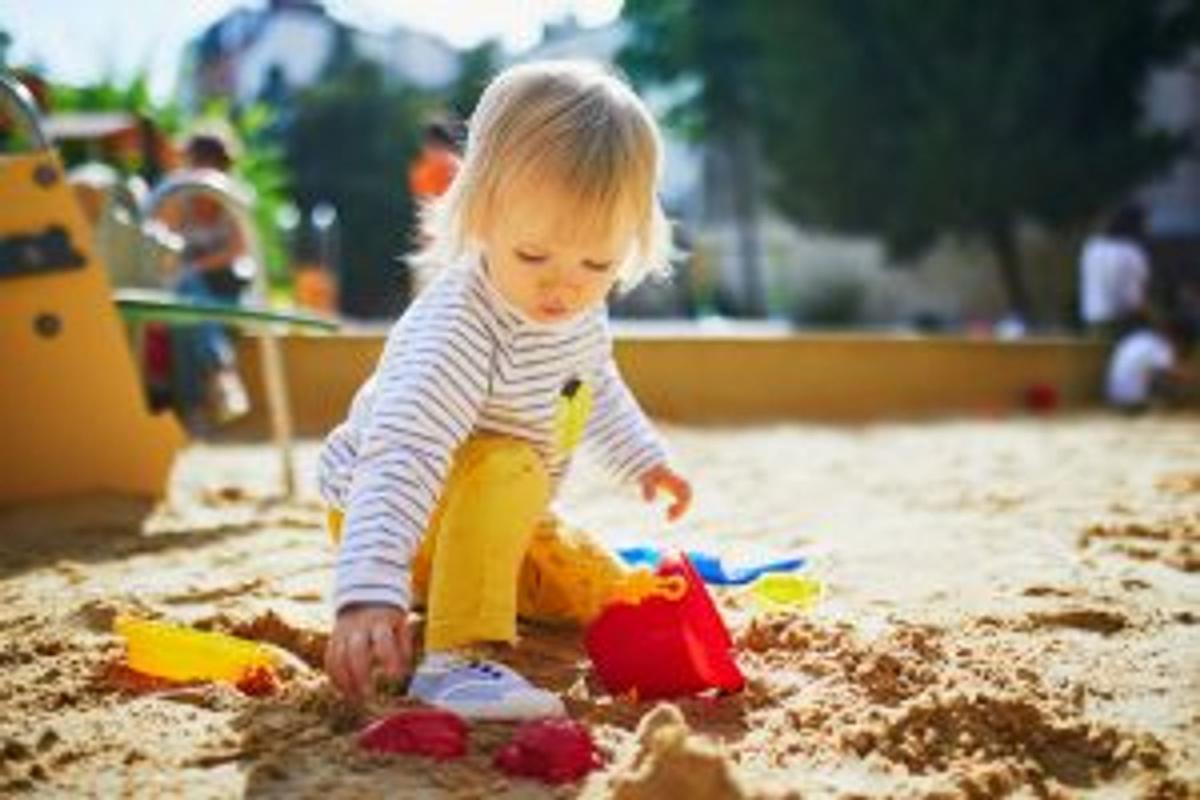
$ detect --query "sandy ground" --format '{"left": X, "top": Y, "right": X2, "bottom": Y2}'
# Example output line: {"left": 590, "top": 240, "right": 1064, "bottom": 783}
{"left": 0, "top": 413, "right": 1197, "bottom": 798}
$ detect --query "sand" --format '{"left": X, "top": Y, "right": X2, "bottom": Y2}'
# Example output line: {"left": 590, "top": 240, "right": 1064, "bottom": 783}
{"left": 0, "top": 413, "right": 1196, "bottom": 798}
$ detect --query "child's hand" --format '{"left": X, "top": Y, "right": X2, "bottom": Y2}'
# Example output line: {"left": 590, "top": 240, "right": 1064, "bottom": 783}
{"left": 640, "top": 464, "right": 693, "bottom": 521}
{"left": 326, "top": 604, "right": 412, "bottom": 702}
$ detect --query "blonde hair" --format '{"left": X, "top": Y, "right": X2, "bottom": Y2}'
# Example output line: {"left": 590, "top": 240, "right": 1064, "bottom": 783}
{"left": 416, "top": 60, "right": 673, "bottom": 290}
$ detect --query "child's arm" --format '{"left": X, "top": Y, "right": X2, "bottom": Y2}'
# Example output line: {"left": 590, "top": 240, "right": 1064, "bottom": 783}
{"left": 586, "top": 357, "right": 692, "bottom": 519}
{"left": 585, "top": 358, "right": 667, "bottom": 481}
{"left": 329, "top": 309, "right": 492, "bottom": 697}
{"left": 335, "top": 321, "right": 491, "bottom": 612}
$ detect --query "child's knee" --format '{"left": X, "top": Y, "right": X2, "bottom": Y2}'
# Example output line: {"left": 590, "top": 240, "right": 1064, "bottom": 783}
{"left": 519, "top": 520, "right": 627, "bottom": 625}
{"left": 455, "top": 437, "right": 549, "bottom": 495}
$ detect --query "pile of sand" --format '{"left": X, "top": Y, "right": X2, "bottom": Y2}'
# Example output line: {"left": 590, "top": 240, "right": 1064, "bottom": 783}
{"left": 586, "top": 704, "right": 753, "bottom": 800}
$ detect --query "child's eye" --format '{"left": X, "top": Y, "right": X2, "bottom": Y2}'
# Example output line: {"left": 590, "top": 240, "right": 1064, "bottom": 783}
{"left": 515, "top": 250, "right": 548, "bottom": 264}
{"left": 582, "top": 260, "right": 613, "bottom": 273}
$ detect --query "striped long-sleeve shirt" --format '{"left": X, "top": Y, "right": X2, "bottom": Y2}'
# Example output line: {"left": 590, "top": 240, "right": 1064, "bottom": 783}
{"left": 317, "top": 257, "right": 668, "bottom": 612}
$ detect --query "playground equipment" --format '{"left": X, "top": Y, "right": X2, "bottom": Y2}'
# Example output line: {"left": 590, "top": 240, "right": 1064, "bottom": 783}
{"left": 68, "top": 161, "right": 182, "bottom": 291}
{"left": 1, "top": 73, "right": 334, "bottom": 504}
{"left": 0, "top": 74, "right": 186, "bottom": 503}
{"left": 138, "top": 169, "right": 303, "bottom": 496}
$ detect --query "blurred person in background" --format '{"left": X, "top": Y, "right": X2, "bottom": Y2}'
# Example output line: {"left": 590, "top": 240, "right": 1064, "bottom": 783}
{"left": 1079, "top": 204, "right": 1152, "bottom": 339}
{"left": 1106, "top": 316, "right": 1196, "bottom": 412}
{"left": 409, "top": 118, "right": 461, "bottom": 201}
{"left": 154, "top": 130, "right": 251, "bottom": 429}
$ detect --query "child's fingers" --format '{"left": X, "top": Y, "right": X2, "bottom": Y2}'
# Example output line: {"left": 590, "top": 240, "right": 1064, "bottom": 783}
{"left": 394, "top": 618, "right": 413, "bottom": 676}
{"left": 667, "top": 498, "right": 685, "bottom": 520}
{"left": 323, "top": 637, "right": 341, "bottom": 692}
{"left": 325, "top": 634, "right": 357, "bottom": 700}
{"left": 346, "top": 629, "right": 374, "bottom": 699}
{"left": 370, "top": 623, "right": 405, "bottom": 680}
{"left": 667, "top": 479, "right": 692, "bottom": 520}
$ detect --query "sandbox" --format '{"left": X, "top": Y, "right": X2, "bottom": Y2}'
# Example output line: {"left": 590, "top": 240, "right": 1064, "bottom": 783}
{"left": 1, "top": 414, "right": 1196, "bottom": 797}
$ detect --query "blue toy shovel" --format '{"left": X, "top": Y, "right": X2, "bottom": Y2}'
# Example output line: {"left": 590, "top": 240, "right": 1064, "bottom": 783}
{"left": 617, "top": 546, "right": 807, "bottom": 586}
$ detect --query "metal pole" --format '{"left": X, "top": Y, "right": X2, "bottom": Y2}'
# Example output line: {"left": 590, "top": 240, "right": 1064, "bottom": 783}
{"left": 0, "top": 72, "right": 51, "bottom": 151}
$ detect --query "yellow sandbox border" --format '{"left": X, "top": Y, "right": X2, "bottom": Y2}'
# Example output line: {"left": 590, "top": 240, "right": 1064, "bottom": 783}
{"left": 224, "top": 332, "right": 1115, "bottom": 437}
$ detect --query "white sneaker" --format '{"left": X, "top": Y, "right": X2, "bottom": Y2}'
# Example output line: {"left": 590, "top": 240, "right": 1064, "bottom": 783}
{"left": 408, "top": 652, "right": 565, "bottom": 721}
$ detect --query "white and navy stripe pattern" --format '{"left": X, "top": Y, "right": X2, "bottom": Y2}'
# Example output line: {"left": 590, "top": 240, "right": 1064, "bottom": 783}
{"left": 318, "top": 256, "right": 667, "bottom": 612}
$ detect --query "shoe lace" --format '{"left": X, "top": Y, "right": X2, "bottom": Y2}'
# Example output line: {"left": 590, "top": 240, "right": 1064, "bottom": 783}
{"left": 464, "top": 659, "right": 505, "bottom": 680}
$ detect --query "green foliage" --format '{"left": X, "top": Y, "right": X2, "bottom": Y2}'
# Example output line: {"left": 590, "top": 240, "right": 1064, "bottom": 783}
{"left": 618, "top": 0, "right": 756, "bottom": 140}
{"left": 620, "top": 0, "right": 769, "bottom": 316}
{"left": 743, "top": 0, "right": 1198, "bottom": 269}
{"left": 21, "top": 62, "right": 291, "bottom": 286}
{"left": 47, "top": 71, "right": 184, "bottom": 176}
{"left": 620, "top": 0, "right": 1200, "bottom": 318}
{"left": 447, "top": 41, "right": 499, "bottom": 122}
{"left": 51, "top": 73, "right": 183, "bottom": 133}
{"left": 285, "top": 57, "right": 428, "bottom": 318}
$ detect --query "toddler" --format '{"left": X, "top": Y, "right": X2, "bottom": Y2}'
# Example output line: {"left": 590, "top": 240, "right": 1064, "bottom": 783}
{"left": 319, "top": 60, "right": 692, "bottom": 719}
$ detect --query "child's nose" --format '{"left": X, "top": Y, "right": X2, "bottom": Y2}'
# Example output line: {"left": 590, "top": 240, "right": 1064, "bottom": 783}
{"left": 539, "top": 265, "right": 579, "bottom": 293}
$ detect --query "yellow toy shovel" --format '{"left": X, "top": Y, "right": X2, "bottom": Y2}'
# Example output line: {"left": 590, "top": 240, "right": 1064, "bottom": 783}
{"left": 115, "top": 615, "right": 278, "bottom": 685}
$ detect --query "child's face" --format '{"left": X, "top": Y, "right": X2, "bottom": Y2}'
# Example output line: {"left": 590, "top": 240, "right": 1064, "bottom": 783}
{"left": 479, "top": 189, "right": 631, "bottom": 324}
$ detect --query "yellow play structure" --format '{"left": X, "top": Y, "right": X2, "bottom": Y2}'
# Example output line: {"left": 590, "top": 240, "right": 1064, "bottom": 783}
{"left": 1, "top": 74, "right": 331, "bottom": 505}
{"left": 0, "top": 75, "right": 187, "bottom": 504}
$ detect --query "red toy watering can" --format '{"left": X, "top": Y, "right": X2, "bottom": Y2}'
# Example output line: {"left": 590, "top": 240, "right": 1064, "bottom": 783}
{"left": 585, "top": 551, "right": 744, "bottom": 700}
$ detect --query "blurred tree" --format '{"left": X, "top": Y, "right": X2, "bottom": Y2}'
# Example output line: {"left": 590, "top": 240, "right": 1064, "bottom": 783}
{"left": 448, "top": 40, "right": 499, "bottom": 123}
{"left": 51, "top": 72, "right": 184, "bottom": 179}
{"left": 744, "top": 0, "right": 1200, "bottom": 322}
{"left": 285, "top": 56, "right": 426, "bottom": 318}
{"left": 619, "top": 0, "right": 767, "bottom": 316}
{"left": 51, "top": 73, "right": 184, "bottom": 133}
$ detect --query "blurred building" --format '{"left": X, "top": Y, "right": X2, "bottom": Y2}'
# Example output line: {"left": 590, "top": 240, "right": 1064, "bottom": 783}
{"left": 183, "top": 0, "right": 459, "bottom": 110}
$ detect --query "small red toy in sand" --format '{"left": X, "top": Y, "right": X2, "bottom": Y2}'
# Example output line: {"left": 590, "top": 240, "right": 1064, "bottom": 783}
{"left": 494, "top": 718, "right": 602, "bottom": 784}
{"left": 1023, "top": 382, "right": 1060, "bottom": 414}
{"left": 586, "top": 551, "right": 745, "bottom": 700}
{"left": 357, "top": 708, "right": 468, "bottom": 760}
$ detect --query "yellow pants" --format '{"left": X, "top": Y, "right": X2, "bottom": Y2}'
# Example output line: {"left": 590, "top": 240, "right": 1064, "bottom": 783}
{"left": 328, "top": 435, "right": 627, "bottom": 652}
